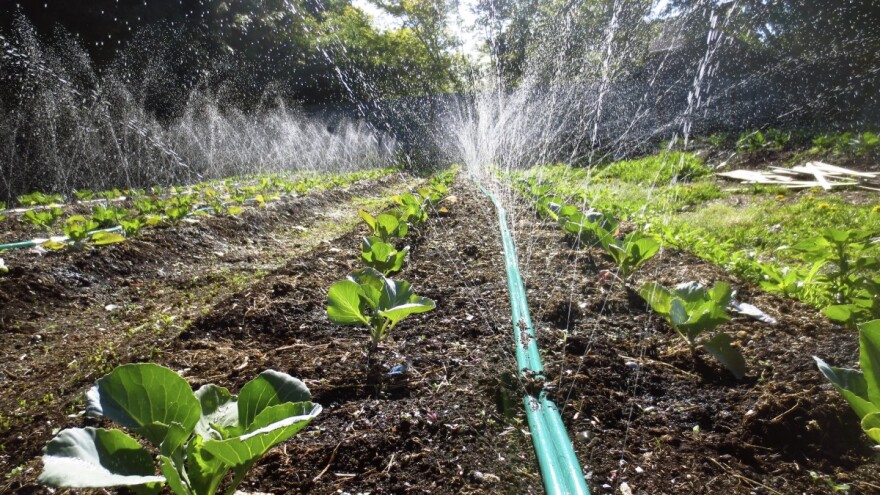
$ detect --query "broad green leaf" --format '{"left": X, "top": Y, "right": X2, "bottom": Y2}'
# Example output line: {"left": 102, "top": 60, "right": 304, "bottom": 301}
{"left": 859, "top": 320, "right": 880, "bottom": 407}
{"left": 349, "top": 267, "right": 385, "bottom": 308}
{"left": 327, "top": 280, "right": 369, "bottom": 326}
{"left": 194, "top": 384, "right": 238, "bottom": 440}
{"left": 203, "top": 402, "right": 321, "bottom": 467}
{"left": 86, "top": 363, "right": 200, "bottom": 450}
{"left": 38, "top": 427, "right": 164, "bottom": 489}
{"left": 673, "top": 281, "right": 707, "bottom": 303}
{"left": 702, "top": 332, "right": 746, "bottom": 379}
{"left": 159, "top": 455, "right": 191, "bottom": 495}
{"left": 358, "top": 210, "right": 376, "bottom": 230}
{"left": 185, "top": 436, "right": 227, "bottom": 495}
{"left": 237, "top": 370, "right": 312, "bottom": 428}
{"left": 708, "top": 282, "right": 733, "bottom": 306}
{"left": 814, "top": 356, "right": 877, "bottom": 419}
{"left": 861, "top": 412, "right": 880, "bottom": 444}
{"left": 156, "top": 422, "right": 191, "bottom": 457}
{"left": 640, "top": 282, "right": 672, "bottom": 315}
{"left": 379, "top": 278, "right": 414, "bottom": 310}
{"left": 379, "top": 298, "right": 436, "bottom": 327}
{"left": 669, "top": 299, "right": 689, "bottom": 328}
{"left": 632, "top": 236, "right": 660, "bottom": 263}
{"left": 376, "top": 213, "right": 403, "bottom": 239}
{"left": 822, "top": 304, "right": 858, "bottom": 323}
{"left": 92, "top": 232, "right": 127, "bottom": 245}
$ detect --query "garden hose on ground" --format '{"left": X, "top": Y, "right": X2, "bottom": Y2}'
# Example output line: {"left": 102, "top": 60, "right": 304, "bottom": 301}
{"left": 0, "top": 226, "right": 124, "bottom": 251}
{"left": 477, "top": 181, "right": 590, "bottom": 495}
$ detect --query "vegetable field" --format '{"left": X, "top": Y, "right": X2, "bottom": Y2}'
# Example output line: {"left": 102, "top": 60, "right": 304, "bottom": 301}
{"left": 1, "top": 155, "right": 879, "bottom": 494}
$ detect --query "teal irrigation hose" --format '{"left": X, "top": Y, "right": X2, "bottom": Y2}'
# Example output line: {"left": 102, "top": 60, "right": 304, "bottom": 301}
{"left": 477, "top": 181, "right": 590, "bottom": 495}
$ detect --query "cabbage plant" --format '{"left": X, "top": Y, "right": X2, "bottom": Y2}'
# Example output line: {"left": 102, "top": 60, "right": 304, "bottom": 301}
{"left": 361, "top": 236, "right": 408, "bottom": 275}
{"left": 640, "top": 281, "right": 746, "bottom": 378}
{"left": 38, "top": 363, "right": 321, "bottom": 495}
{"left": 62, "top": 215, "right": 100, "bottom": 246}
{"left": 328, "top": 268, "right": 435, "bottom": 351}
{"left": 559, "top": 208, "right": 617, "bottom": 247}
{"left": 23, "top": 207, "right": 63, "bottom": 230}
{"left": 358, "top": 210, "right": 408, "bottom": 241}
{"left": 395, "top": 193, "right": 428, "bottom": 225}
{"left": 601, "top": 231, "right": 660, "bottom": 279}
{"left": 815, "top": 320, "right": 880, "bottom": 444}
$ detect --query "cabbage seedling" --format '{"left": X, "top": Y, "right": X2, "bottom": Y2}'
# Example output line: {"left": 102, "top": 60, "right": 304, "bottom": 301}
{"left": 395, "top": 193, "right": 428, "bottom": 225}
{"left": 639, "top": 281, "right": 745, "bottom": 378}
{"left": 120, "top": 217, "right": 146, "bottom": 237}
{"left": 815, "top": 320, "right": 880, "bottom": 443}
{"left": 17, "top": 191, "right": 63, "bottom": 206}
{"left": 38, "top": 363, "right": 321, "bottom": 495}
{"left": 602, "top": 231, "right": 660, "bottom": 279}
{"left": 23, "top": 207, "right": 63, "bottom": 230}
{"left": 165, "top": 196, "right": 194, "bottom": 223}
{"left": 362, "top": 236, "right": 409, "bottom": 275}
{"left": 62, "top": 215, "right": 100, "bottom": 247}
{"left": 91, "top": 205, "right": 129, "bottom": 228}
{"left": 328, "top": 268, "right": 435, "bottom": 350}
{"left": 559, "top": 208, "right": 617, "bottom": 247}
{"left": 359, "top": 210, "right": 408, "bottom": 241}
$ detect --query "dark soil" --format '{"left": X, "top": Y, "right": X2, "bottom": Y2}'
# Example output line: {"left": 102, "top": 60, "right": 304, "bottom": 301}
{"left": 2, "top": 171, "right": 878, "bottom": 494}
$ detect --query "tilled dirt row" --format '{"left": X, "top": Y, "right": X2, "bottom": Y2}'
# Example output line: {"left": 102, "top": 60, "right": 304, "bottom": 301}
{"left": 511, "top": 197, "right": 880, "bottom": 494}
{"left": 161, "top": 179, "right": 543, "bottom": 494}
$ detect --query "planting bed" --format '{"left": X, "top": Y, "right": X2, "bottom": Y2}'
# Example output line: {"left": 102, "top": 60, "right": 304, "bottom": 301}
{"left": 1, "top": 176, "right": 544, "bottom": 494}
{"left": 512, "top": 194, "right": 880, "bottom": 494}
{"left": 2, "top": 171, "right": 878, "bottom": 494}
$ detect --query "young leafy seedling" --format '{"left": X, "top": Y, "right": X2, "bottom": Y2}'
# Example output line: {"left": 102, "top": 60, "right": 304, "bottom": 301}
{"left": 23, "top": 207, "right": 63, "bottom": 230}
{"left": 793, "top": 228, "right": 879, "bottom": 326}
{"left": 91, "top": 205, "right": 129, "bottom": 228}
{"left": 18, "top": 191, "right": 63, "bottom": 206}
{"left": 559, "top": 208, "right": 617, "bottom": 247}
{"left": 361, "top": 236, "right": 409, "bottom": 275}
{"left": 62, "top": 216, "right": 100, "bottom": 247}
{"left": 328, "top": 268, "right": 435, "bottom": 352}
{"left": 120, "top": 217, "right": 146, "bottom": 237}
{"left": 134, "top": 197, "right": 161, "bottom": 215}
{"left": 395, "top": 193, "right": 428, "bottom": 225}
{"left": 165, "top": 195, "right": 194, "bottom": 223}
{"left": 815, "top": 319, "right": 880, "bottom": 444}
{"left": 639, "top": 281, "right": 745, "bottom": 378}
{"left": 38, "top": 363, "right": 321, "bottom": 495}
{"left": 74, "top": 189, "right": 95, "bottom": 201}
{"left": 359, "top": 210, "right": 408, "bottom": 241}
{"left": 602, "top": 231, "right": 660, "bottom": 279}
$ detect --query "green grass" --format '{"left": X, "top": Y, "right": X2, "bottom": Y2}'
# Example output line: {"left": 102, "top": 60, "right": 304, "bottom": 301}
{"left": 594, "top": 151, "right": 711, "bottom": 185}
{"left": 514, "top": 151, "right": 880, "bottom": 325}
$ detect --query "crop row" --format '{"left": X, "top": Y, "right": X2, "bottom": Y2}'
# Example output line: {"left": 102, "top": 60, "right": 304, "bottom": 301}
{"left": 518, "top": 180, "right": 745, "bottom": 379}
{"left": 33, "top": 168, "right": 457, "bottom": 494}
{"left": 514, "top": 168, "right": 880, "bottom": 453}
{"left": 327, "top": 168, "right": 457, "bottom": 389}
{"left": 512, "top": 157, "right": 880, "bottom": 328}
{"left": 0, "top": 168, "right": 395, "bottom": 271}
{"left": 684, "top": 129, "right": 880, "bottom": 157}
